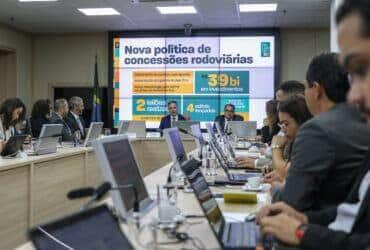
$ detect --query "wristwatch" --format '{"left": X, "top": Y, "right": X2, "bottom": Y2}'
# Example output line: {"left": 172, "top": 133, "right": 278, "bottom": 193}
{"left": 295, "top": 224, "right": 308, "bottom": 240}
{"left": 271, "top": 144, "right": 282, "bottom": 149}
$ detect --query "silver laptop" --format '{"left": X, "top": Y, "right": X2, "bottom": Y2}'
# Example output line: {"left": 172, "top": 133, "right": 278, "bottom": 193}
{"left": 117, "top": 120, "right": 146, "bottom": 138}
{"left": 92, "top": 135, "right": 154, "bottom": 218}
{"left": 83, "top": 122, "right": 103, "bottom": 147}
{"left": 228, "top": 121, "right": 257, "bottom": 138}
{"left": 33, "top": 124, "right": 63, "bottom": 155}
{"left": 190, "top": 123, "right": 203, "bottom": 150}
{"left": 163, "top": 127, "right": 188, "bottom": 166}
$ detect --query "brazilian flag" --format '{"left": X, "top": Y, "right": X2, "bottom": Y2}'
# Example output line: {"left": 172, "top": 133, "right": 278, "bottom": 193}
{"left": 91, "top": 55, "right": 102, "bottom": 122}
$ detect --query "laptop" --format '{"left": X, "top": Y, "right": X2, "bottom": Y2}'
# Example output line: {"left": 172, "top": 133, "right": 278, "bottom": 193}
{"left": 82, "top": 122, "right": 103, "bottom": 147}
{"left": 180, "top": 158, "right": 261, "bottom": 250}
{"left": 117, "top": 120, "right": 146, "bottom": 138}
{"left": 93, "top": 135, "right": 154, "bottom": 218}
{"left": 163, "top": 127, "right": 188, "bottom": 165}
{"left": 172, "top": 121, "right": 200, "bottom": 138}
{"left": 190, "top": 123, "right": 206, "bottom": 150}
{"left": 29, "top": 205, "right": 133, "bottom": 250}
{"left": 32, "top": 124, "right": 63, "bottom": 155}
{"left": 228, "top": 121, "right": 257, "bottom": 138}
{"left": 1, "top": 135, "right": 28, "bottom": 157}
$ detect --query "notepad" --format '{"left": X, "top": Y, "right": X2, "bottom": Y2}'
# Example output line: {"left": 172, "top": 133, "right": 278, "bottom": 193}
{"left": 223, "top": 192, "right": 258, "bottom": 204}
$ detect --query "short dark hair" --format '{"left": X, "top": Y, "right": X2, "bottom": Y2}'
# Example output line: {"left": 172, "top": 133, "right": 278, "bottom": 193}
{"left": 306, "top": 53, "right": 349, "bottom": 103}
{"left": 167, "top": 100, "right": 178, "bottom": 106}
{"left": 0, "top": 98, "right": 26, "bottom": 129}
{"left": 278, "top": 80, "right": 305, "bottom": 96}
{"left": 336, "top": 0, "right": 370, "bottom": 37}
{"left": 224, "top": 104, "right": 235, "bottom": 111}
{"left": 31, "top": 99, "right": 50, "bottom": 120}
{"left": 278, "top": 95, "right": 312, "bottom": 126}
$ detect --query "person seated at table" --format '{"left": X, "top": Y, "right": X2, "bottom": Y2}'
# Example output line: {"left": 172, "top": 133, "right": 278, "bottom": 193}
{"left": 66, "top": 96, "right": 86, "bottom": 140}
{"left": 264, "top": 95, "right": 312, "bottom": 184}
{"left": 261, "top": 100, "right": 279, "bottom": 145}
{"left": 214, "top": 104, "right": 243, "bottom": 133}
{"left": 159, "top": 100, "right": 186, "bottom": 131}
{"left": 50, "top": 98, "right": 74, "bottom": 142}
{"left": 30, "top": 99, "right": 52, "bottom": 138}
{"left": 0, "top": 98, "right": 27, "bottom": 153}
{"left": 235, "top": 95, "right": 312, "bottom": 173}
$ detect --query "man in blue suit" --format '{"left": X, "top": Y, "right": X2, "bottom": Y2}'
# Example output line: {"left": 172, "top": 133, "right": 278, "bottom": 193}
{"left": 159, "top": 101, "right": 186, "bottom": 131}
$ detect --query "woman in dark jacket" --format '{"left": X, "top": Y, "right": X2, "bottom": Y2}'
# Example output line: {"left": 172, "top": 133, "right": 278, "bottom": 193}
{"left": 30, "top": 99, "right": 52, "bottom": 138}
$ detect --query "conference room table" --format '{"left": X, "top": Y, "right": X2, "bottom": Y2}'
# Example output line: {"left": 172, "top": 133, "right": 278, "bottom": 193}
{"left": 16, "top": 154, "right": 270, "bottom": 250}
{"left": 0, "top": 137, "right": 197, "bottom": 250}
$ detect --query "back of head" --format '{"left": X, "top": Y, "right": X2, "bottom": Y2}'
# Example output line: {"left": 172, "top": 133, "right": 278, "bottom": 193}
{"left": 31, "top": 99, "right": 50, "bottom": 119}
{"left": 265, "top": 100, "right": 278, "bottom": 123}
{"left": 279, "top": 80, "right": 305, "bottom": 96}
{"left": 306, "top": 52, "right": 349, "bottom": 103}
{"left": 278, "top": 95, "right": 313, "bottom": 126}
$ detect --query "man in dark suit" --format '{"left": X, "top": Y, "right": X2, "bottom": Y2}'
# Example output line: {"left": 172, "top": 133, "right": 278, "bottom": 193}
{"left": 214, "top": 104, "right": 243, "bottom": 132}
{"left": 256, "top": 2, "right": 370, "bottom": 249}
{"left": 277, "top": 53, "right": 370, "bottom": 212}
{"left": 66, "top": 96, "right": 86, "bottom": 139}
{"left": 50, "top": 98, "right": 74, "bottom": 141}
{"left": 159, "top": 101, "right": 186, "bottom": 131}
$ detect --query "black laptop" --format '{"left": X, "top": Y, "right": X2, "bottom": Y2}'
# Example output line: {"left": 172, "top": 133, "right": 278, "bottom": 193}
{"left": 1, "top": 135, "right": 27, "bottom": 157}
{"left": 29, "top": 205, "right": 133, "bottom": 250}
{"left": 180, "top": 158, "right": 261, "bottom": 249}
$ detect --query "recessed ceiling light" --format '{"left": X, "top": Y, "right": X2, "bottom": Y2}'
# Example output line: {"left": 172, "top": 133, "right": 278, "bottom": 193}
{"left": 239, "top": 3, "right": 278, "bottom": 12}
{"left": 157, "top": 6, "right": 197, "bottom": 15}
{"left": 18, "top": 0, "right": 59, "bottom": 2}
{"left": 78, "top": 8, "right": 121, "bottom": 16}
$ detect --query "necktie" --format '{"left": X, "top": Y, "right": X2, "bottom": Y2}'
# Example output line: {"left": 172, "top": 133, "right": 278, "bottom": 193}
{"left": 171, "top": 116, "right": 176, "bottom": 127}
{"left": 76, "top": 117, "right": 84, "bottom": 136}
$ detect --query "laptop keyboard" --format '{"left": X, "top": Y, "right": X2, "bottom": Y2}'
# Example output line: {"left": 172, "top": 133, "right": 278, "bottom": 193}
{"left": 230, "top": 173, "right": 248, "bottom": 182}
{"left": 222, "top": 221, "right": 258, "bottom": 248}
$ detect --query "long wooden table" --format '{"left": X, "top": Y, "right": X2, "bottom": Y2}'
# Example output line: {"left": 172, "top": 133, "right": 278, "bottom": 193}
{"left": 0, "top": 137, "right": 196, "bottom": 250}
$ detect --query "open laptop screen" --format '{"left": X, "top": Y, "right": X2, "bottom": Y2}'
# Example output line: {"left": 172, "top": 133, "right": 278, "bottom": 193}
{"left": 29, "top": 205, "right": 133, "bottom": 250}
{"left": 102, "top": 139, "right": 149, "bottom": 211}
{"left": 181, "top": 159, "right": 224, "bottom": 238}
{"left": 164, "top": 128, "right": 187, "bottom": 164}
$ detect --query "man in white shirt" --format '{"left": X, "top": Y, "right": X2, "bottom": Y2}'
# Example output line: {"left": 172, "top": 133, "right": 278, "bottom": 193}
{"left": 159, "top": 100, "right": 186, "bottom": 131}
{"left": 256, "top": 1, "right": 370, "bottom": 249}
{"left": 66, "top": 96, "right": 86, "bottom": 140}
{"left": 50, "top": 99, "right": 74, "bottom": 142}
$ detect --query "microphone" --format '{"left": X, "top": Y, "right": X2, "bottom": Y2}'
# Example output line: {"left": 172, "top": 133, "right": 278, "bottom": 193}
{"left": 83, "top": 182, "right": 112, "bottom": 209}
{"left": 178, "top": 128, "right": 208, "bottom": 145}
{"left": 67, "top": 187, "right": 95, "bottom": 199}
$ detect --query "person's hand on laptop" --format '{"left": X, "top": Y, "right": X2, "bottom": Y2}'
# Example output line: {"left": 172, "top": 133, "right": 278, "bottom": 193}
{"left": 235, "top": 156, "right": 256, "bottom": 169}
{"left": 256, "top": 202, "right": 308, "bottom": 225}
{"left": 259, "top": 213, "right": 303, "bottom": 246}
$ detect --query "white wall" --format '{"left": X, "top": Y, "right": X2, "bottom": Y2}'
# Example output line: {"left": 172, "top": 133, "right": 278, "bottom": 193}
{"left": 280, "top": 28, "right": 330, "bottom": 83}
{"left": 0, "top": 25, "right": 32, "bottom": 107}
{"left": 32, "top": 33, "right": 108, "bottom": 100}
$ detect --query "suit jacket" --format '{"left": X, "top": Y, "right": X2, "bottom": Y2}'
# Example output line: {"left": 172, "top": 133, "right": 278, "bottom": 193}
{"left": 50, "top": 112, "right": 74, "bottom": 141}
{"left": 300, "top": 151, "right": 370, "bottom": 250}
{"left": 214, "top": 114, "right": 244, "bottom": 131}
{"left": 159, "top": 114, "right": 186, "bottom": 131}
{"left": 65, "top": 112, "right": 86, "bottom": 139}
{"left": 30, "top": 117, "right": 50, "bottom": 138}
{"left": 281, "top": 103, "right": 370, "bottom": 211}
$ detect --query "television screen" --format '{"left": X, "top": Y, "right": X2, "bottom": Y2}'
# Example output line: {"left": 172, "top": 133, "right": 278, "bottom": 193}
{"left": 111, "top": 32, "right": 277, "bottom": 128}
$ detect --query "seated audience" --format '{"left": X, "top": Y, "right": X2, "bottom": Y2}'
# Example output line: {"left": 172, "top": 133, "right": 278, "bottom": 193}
{"left": 214, "top": 104, "right": 243, "bottom": 133}
{"left": 264, "top": 95, "right": 312, "bottom": 184}
{"left": 261, "top": 100, "right": 279, "bottom": 145}
{"left": 66, "top": 96, "right": 86, "bottom": 140}
{"left": 30, "top": 99, "right": 52, "bottom": 138}
{"left": 280, "top": 52, "right": 370, "bottom": 212}
{"left": 159, "top": 100, "right": 186, "bottom": 131}
{"left": 0, "top": 98, "right": 27, "bottom": 153}
{"left": 236, "top": 81, "right": 306, "bottom": 169}
{"left": 50, "top": 98, "right": 74, "bottom": 141}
